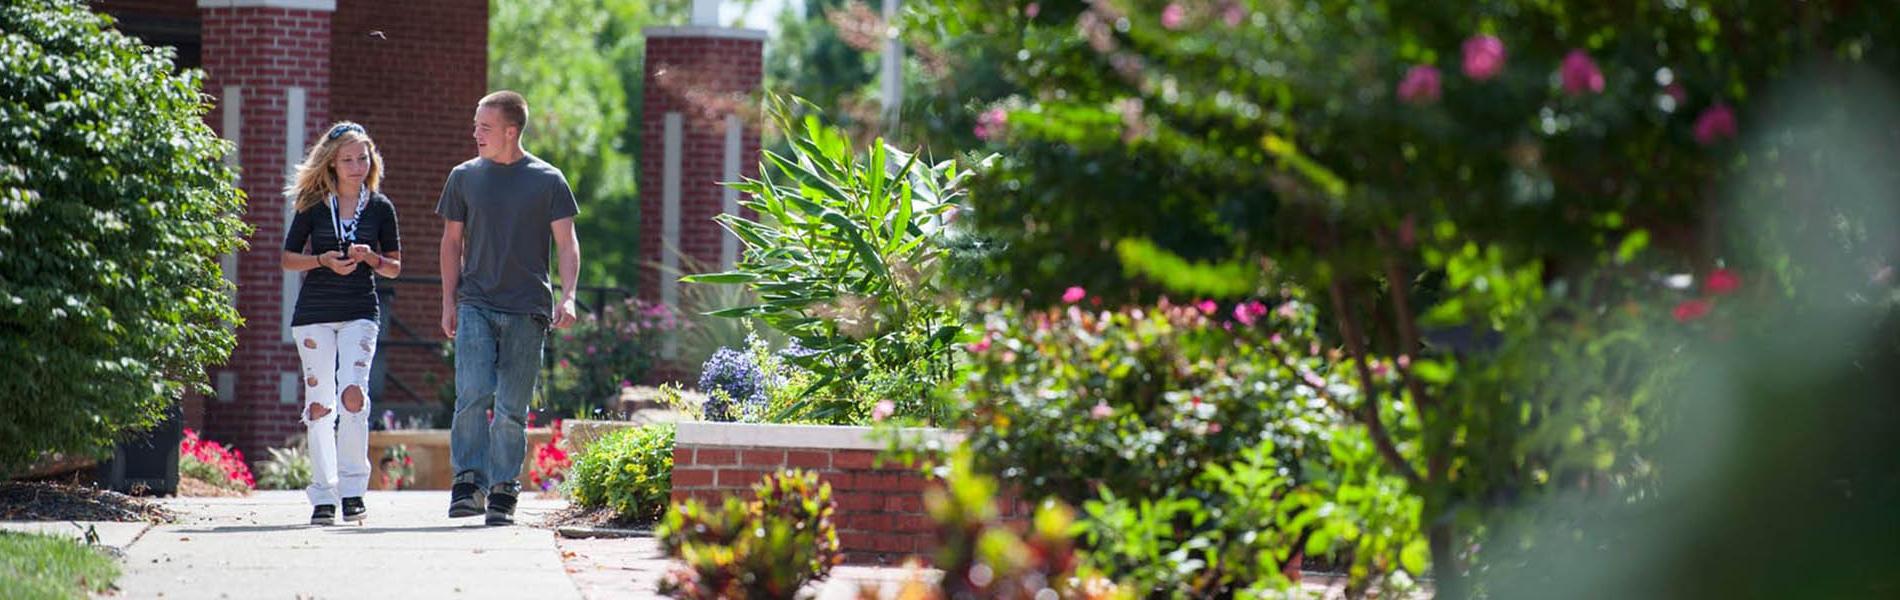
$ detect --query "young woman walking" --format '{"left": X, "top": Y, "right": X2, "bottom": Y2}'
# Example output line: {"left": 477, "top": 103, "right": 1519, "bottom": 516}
{"left": 281, "top": 121, "right": 402, "bottom": 525}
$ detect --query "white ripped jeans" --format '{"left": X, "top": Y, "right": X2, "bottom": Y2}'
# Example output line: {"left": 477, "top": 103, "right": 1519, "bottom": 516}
{"left": 290, "top": 319, "right": 378, "bottom": 507}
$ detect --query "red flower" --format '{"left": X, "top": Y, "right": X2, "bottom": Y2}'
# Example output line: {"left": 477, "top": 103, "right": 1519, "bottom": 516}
{"left": 1706, "top": 269, "right": 1741, "bottom": 295}
{"left": 1673, "top": 299, "right": 1713, "bottom": 322}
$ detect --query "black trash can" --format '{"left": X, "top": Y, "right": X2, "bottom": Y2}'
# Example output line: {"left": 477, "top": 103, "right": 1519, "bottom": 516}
{"left": 93, "top": 404, "right": 183, "bottom": 496}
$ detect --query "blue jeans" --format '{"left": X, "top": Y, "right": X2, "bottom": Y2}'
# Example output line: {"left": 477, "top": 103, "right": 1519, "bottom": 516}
{"left": 450, "top": 304, "right": 547, "bottom": 489}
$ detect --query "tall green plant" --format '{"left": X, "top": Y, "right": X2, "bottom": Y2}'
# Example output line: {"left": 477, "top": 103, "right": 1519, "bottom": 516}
{"left": 0, "top": 0, "right": 247, "bottom": 472}
{"left": 684, "top": 97, "right": 986, "bottom": 421}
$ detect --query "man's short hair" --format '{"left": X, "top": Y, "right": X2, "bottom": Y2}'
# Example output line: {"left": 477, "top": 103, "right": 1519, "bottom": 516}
{"left": 478, "top": 91, "right": 529, "bottom": 134}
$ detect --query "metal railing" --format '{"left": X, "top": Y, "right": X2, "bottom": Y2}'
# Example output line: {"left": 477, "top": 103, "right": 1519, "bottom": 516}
{"left": 372, "top": 276, "right": 634, "bottom": 406}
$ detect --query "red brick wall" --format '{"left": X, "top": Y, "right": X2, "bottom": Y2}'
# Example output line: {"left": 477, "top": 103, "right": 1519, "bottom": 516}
{"left": 329, "top": 0, "right": 487, "bottom": 410}
{"left": 670, "top": 439, "right": 1031, "bottom": 565}
{"left": 200, "top": 5, "right": 334, "bottom": 454}
{"left": 637, "top": 31, "right": 764, "bottom": 305}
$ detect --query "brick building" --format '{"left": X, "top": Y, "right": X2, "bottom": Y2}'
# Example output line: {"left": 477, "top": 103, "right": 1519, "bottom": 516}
{"left": 91, "top": 0, "right": 762, "bottom": 456}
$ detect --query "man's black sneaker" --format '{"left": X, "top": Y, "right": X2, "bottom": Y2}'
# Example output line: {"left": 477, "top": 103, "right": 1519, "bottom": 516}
{"left": 449, "top": 470, "right": 485, "bottom": 518}
{"left": 310, "top": 504, "right": 337, "bottom": 525}
{"left": 484, "top": 483, "right": 520, "bottom": 526}
{"left": 341, "top": 497, "right": 367, "bottom": 523}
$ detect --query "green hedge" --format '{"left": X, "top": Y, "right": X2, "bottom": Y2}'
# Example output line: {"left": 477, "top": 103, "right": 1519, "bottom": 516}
{"left": 0, "top": 0, "right": 247, "bottom": 472}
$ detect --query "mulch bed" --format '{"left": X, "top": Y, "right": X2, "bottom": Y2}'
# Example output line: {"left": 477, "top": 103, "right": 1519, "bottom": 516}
{"left": 541, "top": 504, "right": 654, "bottom": 533}
{"left": 0, "top": 481, "right": 174, "bottom": 523}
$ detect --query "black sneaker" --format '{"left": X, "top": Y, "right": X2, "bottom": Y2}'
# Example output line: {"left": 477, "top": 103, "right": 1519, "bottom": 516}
{"left": 484, "top": 482, "right": 520, "bottom": 526}
{"left": 310, "top": 504, "right": 337, "bottom": 526}
{"left": 449, "top": 470, "right": 485, "bottom": 518}
{"left": 341, "top": 497, "right": 367, "bottom": 523}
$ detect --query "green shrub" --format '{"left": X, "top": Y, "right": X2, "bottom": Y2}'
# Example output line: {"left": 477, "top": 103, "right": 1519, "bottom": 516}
{"left": 564, "top": 424, "right": 673, "bottom": 522}
{"left": 0, "top": 0, "right": 248, "bottom": 473}
{"left": 656, "top": 469, "right": 841, "bottom": 599}
{"left": 546, "top": 297, "right": 678, "bottom": 418}
{"left": 683, "top": 96, "right": 985, "bottom": 424}
{"left": 960, "top": 295, "right": 1349, "bottom": 505}
{"left": 253, "top": 444, "right": 313, "bottom": 491}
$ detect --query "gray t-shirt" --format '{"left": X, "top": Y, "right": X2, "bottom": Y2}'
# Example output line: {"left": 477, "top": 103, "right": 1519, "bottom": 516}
{"left": 435, "top": 154, "right": 579, "bottom": 317}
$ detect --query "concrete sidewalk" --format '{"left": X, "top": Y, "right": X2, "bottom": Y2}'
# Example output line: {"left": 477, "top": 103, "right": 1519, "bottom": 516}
{"left": 111, "top": 491, "right": 577, "bottom": 599}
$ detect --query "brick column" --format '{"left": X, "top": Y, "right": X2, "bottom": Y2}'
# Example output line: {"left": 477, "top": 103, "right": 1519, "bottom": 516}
{"left": 639, "top": 25, "right": 765, "bottom": 364}
{"left": 199, "top": 0, "right": 334, "bottom": 455}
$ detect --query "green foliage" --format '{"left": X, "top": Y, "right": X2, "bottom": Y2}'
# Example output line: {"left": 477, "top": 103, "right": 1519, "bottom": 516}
{"left": 907, "top": 1, "right": 1900, "bottom": 592}
{"left": 490, "top": 0, "right": 682, "bottom": 289}
{"left": 253, "top": 445, "right": 313, "bottom": 491}
{"left": 919, "top": 449, "right": 1132, "bottom": 600}
{"left": 766, "top": 0, "right": 879, "bottom": 130}
{"left": 0, "top": 0, "right": 247, "bottom": 473}
{"left": 565, "top": 424, "right": 674, "bottom": 523}
{"left": 657, "top": 469, "right": 842, "bottom": 599}
{"left": 960, "top": 296, "right": 1347, "bottom": 504}
{"left": 963, "top": 295, "right": 1421, "bottom": 594}
{"left": 684, "top": 97, "right": 983, "bottom": 421}
{"left": 0, "top": 532, "right": 120, "bottom": 600}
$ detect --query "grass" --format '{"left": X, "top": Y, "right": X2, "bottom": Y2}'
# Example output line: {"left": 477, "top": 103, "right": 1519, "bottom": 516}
{"left": 0, "top": 532, "right": 119, "bottom": 600}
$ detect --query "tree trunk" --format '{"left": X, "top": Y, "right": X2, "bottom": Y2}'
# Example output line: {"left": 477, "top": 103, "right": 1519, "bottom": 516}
{"left": 1429, "top": 520, "right": 1466, "bottom": 599}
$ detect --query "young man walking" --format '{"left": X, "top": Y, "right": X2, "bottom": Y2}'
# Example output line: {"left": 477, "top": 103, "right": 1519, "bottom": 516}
{"left": 437, "top": 90, "right": 581, "bottom": 525}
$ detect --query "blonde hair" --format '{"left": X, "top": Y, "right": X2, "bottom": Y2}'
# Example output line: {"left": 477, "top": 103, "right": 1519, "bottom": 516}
{"left": 478, "top": 90, "right": 529, "bottom": 134}
{"left": 286, "top": 121, "right": 384, "bottom": 212}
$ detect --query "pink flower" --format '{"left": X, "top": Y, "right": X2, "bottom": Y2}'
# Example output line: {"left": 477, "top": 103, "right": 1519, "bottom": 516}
{"left": 974, "top": 107, "right": 1009, "bottom": 141}
{"left": 1694, "top": 103, "right": 1738, "bottom": 146}
{"left": 1061, "top": 286, "right": 1087, "bottom": 304}
{"left": 1673, "top": 298, "right": 1712, "bottom": 323}
{"left": 965, "top": 333, "right": 993, "bottom": 353}
{"left": 620, "top": 379, "right": 634, "bottom": 388}
{"left": 1277, "top": 302, "right": 1299, "bottom": 320}
{"left": 1161, "top": 3, "right": 1186, "bottom": 30}
{"left": 1025, "top": 2, "right": 1039, "bottom": 18}
{"left": 1269, "top": 333, "right": 1284, "bottom": 345}
{"left": 1461, "top": 35, "right": 1506, "bottom": 81}
{"left": 1234, "top": 300, "right": 1268, "bottom": 326}
{"left": 1222, "top": 3, "right": 1246, "bottom": 27}
{"left": 1371, "top": 361, "right": 1389, "bottom": 378}
{"left": 1561, "top": 50, "right": 1605, "bottom": 96}
{"left": 1665, "top": 83, "right": 1688, "bottom": 104}
{"left": 1196, "top": 300, "right": 1217, "bottom": 315}
{"left": 1397, "top": 65, "right": 1442, "bottom": 105}
{"left": 1398, "top": 354, "right": 1411, "bottom": 369}
{"left": 1090, "top": 402, "right": 1113, "bottom": 419}
{"left": 1301, "top": 371, "right": 1327, "bottom": 389}
{"left": 1206, "top": 423, "right": 1221, "bottom": 434}
{"left": 1706, "top": 269, "right": 1741, "bottom": 295}
{"left": 872, "top": 400, "right": 896, "bottom": 421}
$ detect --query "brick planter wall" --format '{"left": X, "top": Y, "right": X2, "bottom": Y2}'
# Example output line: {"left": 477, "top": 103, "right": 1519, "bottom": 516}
{"left": 670, "top": 422, "right": 980, "bottom": 565}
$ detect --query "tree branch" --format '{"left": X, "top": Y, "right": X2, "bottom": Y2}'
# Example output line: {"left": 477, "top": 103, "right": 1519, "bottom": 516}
{"left": 1329, "top": 279, "right": 1423, "bottom": 487}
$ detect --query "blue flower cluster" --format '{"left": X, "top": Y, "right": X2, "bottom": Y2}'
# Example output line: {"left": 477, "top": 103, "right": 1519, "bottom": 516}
{"left": 697, "top": 346, "right": 767, "bottom": 422}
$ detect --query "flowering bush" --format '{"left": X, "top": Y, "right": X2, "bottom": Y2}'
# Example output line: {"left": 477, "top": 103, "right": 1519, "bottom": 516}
{"left": 548, "top": 297, "right": 680, "bottom": 417}
{"left": 528, "top": 419, "right": 570, "bottom": 492}
{"left": 378, "top": 444, "right": 415, "bottom": 490}
{"left": 565, "top": 424, "right": 674, "bottom": 522}
{"left": 696, "top": 347, "right": 767, "bottom": 422}
{"left": 960, "top": 292, "right": 1351, "bottom": 505}
{"left": 179, "top": 429, "right": 254, "bottom": 490}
